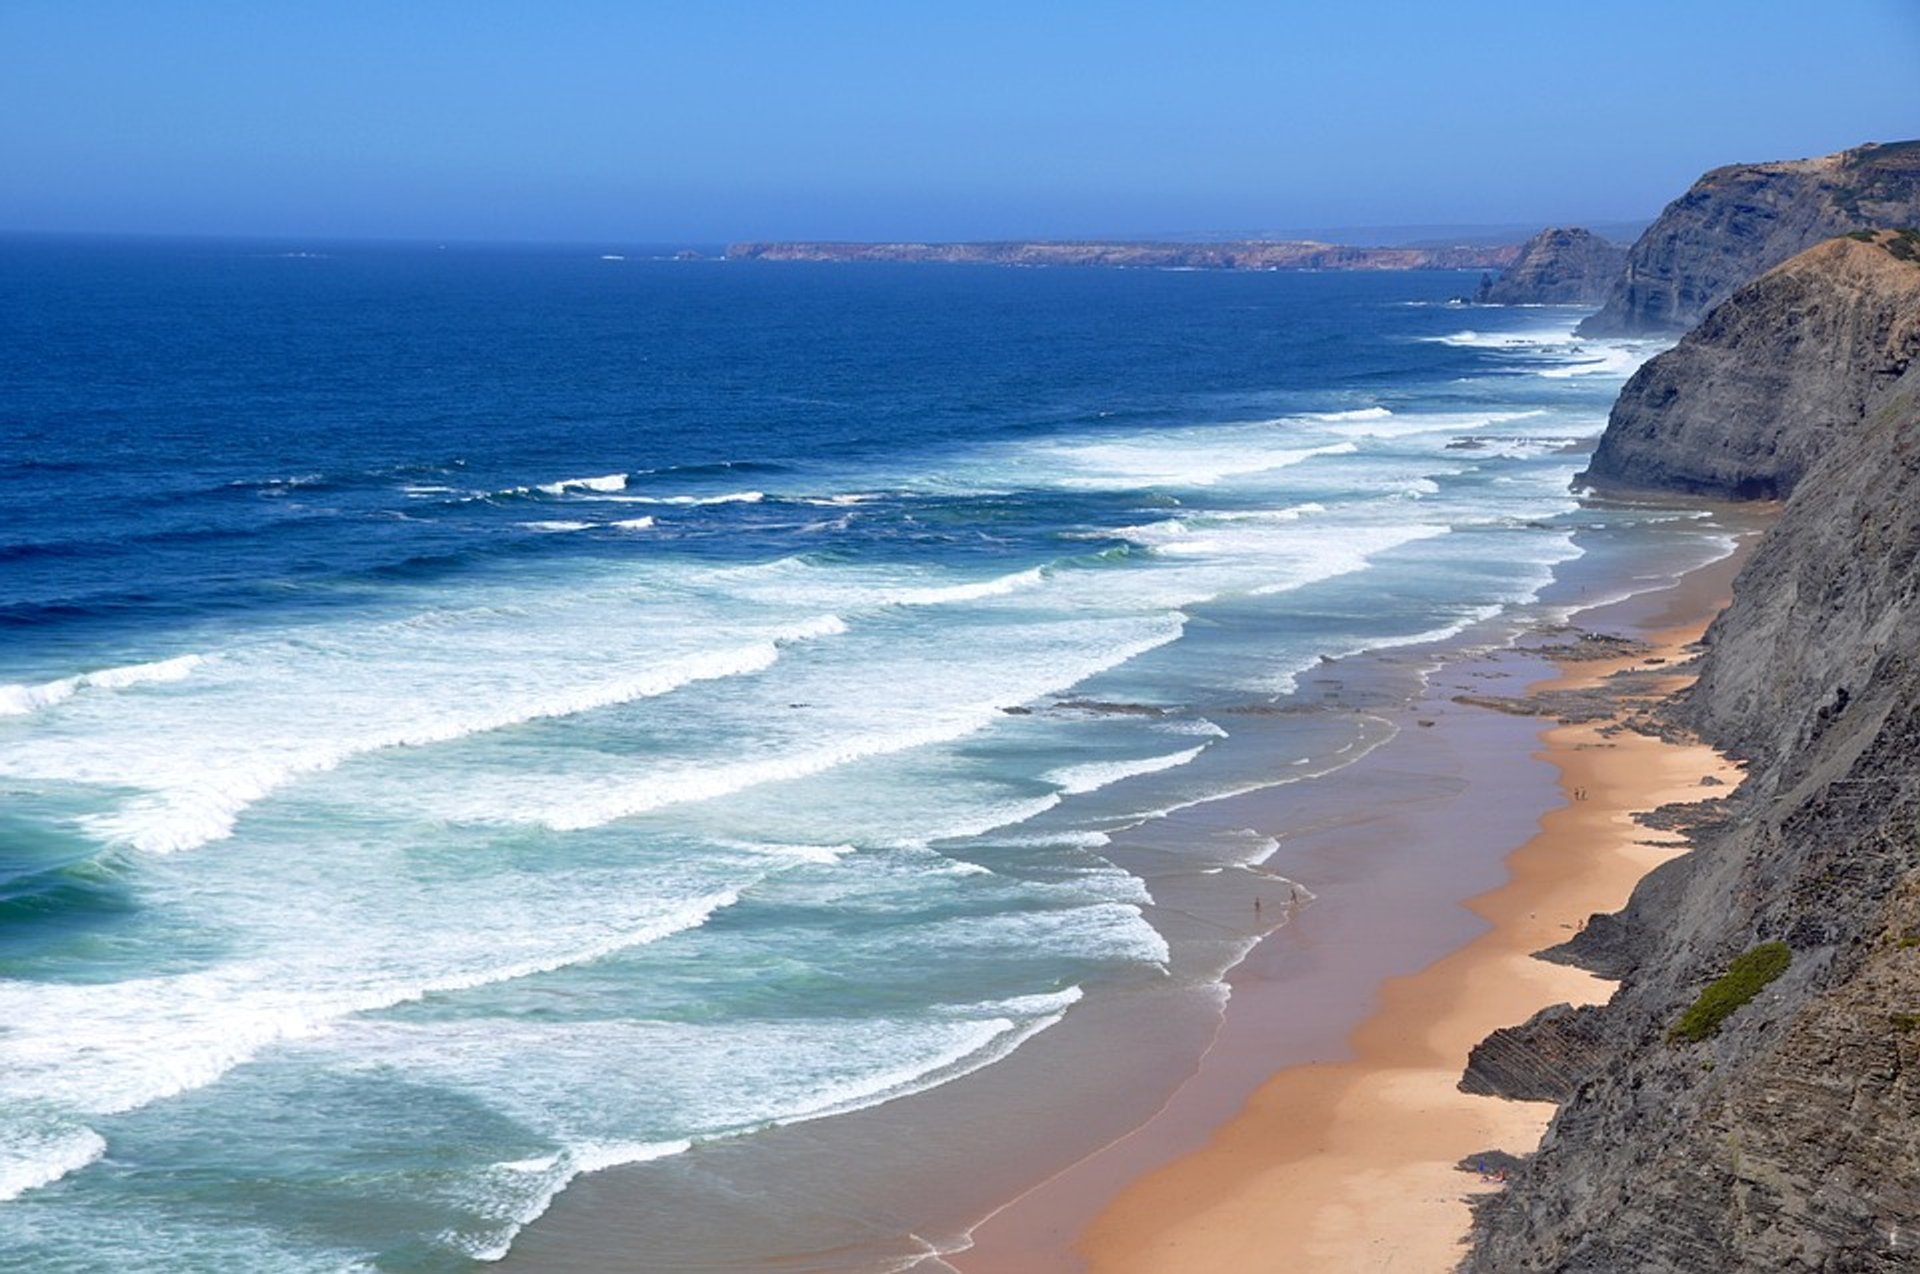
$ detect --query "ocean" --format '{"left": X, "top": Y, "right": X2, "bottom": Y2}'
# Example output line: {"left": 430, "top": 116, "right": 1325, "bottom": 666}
{"left": 0, "top": 239, "right": 1727, "bottom": 1271}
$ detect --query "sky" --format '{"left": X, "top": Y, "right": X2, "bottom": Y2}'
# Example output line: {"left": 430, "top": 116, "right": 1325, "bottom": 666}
{"left": 3, "top": 0, "right": 1917, "bottom": 245}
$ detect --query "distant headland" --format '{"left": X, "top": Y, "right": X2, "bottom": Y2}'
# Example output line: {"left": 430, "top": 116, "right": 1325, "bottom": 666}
{"left": 724, "top": 238, "right": 1522, "bottom": 272}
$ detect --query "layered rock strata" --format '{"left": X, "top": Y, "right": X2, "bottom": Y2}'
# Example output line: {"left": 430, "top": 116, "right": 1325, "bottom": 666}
{"left": 1580, "top": 232, "right": 1920, "bottom": 500}
{"left": 1578, "top": 140, "right": 1920, "bottom": 335}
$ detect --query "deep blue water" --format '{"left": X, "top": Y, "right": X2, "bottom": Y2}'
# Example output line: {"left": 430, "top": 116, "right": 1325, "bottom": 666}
{"left": 0, "top": 238, "right": 1703, "bottom": 1271}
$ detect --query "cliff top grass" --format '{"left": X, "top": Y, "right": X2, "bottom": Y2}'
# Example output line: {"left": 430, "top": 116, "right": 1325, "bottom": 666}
{"left": 1669, "top": 942, "right": 1791, "bottom": 1044}
{"left": 1838, "top": 228, "right": 1920, "bottom": 263}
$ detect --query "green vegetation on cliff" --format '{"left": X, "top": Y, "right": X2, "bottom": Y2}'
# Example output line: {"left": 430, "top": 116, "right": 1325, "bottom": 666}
{"left": 1669, "top": 942, "right": 1791, "bottom": 1043}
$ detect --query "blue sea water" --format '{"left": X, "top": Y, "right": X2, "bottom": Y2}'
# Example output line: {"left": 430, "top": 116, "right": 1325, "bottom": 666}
{"left": 0, "top": 239, "right": 1715, "bottom": 1271}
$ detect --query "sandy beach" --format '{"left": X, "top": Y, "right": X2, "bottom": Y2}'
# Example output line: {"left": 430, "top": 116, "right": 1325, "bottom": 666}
{"left": 956, "top": 537, "right": 1755, "bottom": 1274}
{"left": 1078, "top": 552, "right": 1746, "bottom": 1273}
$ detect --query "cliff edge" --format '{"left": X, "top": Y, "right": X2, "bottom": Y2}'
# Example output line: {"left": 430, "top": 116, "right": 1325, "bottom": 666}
{"left": 1476, "top": 227, "right": 1627, "bottom": 305}
{"left": 1578, "top": 140, "right": 1920, "bottom": 336}
{"left": 1579, "top": 232, "right": 1920, "bottom": 500}
{"left": 1465, "top": 228, "right": 1920, "bottom": 1273}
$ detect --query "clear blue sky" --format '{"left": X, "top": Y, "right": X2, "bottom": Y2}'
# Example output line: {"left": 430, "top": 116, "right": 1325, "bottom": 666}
{"left": 3, "top": 0, "right": 1916, "bottom": 243}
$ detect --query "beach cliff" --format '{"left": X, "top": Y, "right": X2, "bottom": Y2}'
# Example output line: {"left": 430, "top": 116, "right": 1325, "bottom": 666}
{"left": 1475, "top": 228, "right": 1626, "bottom": 306}
{"left": 1580, "top": 231, "right": 1920, "bottom": 499}
{"left": 1464, "top": 232, "right": 1920, "bottom": 1270}
{"left": 1577, "top": 140, "right": 1920, "bottom": 336}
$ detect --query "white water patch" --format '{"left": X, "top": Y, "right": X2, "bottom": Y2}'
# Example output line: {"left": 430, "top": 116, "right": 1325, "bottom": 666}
{"left": 1300, "top": 406, "right": 1393, "bottom": 422}
{"left": 887, "top": 566, "right": 1046, "bottom": 607}
{"left": 590, "top": 490, "right": 765, "bottom": 506}
{"left": 1536, "top": 343, "right": 1655, "bottom": 378}
{"left": 798, "top": 492, "right": 885, "bottom": 506}
{"left": 1046, "top": 744, "right": 1208, "bottom": 796}
{"left": 392, "top": 986, "right": 1084, "bottom": 1262}
{"left": 0, "top": 1120, "right": 108, "bottom": 1203}
{"left": 450, "top": 1139, "right": 692, "bottom": 1263}
{"left": 1030, "top": 438, "right": 1357, "bottom": 491}
{"left": 715, "top": 838, "right": 856, "bottom": 864}
{"left": 0, "top": 887, "right": 743, "bottom": 1198}
{"left": 535, "top": 473, "right": 628, "bottom": 495}
{"left": 609, "top": 516, "right": 656, "bottom": 531}
{"left": 503, "top": 614, "right": 1186, "bottom": 835}
{"left": 1421, "top": 324, "right": 1667, "bottom": 383}
{"left": 11, "top": 617, "right": 847, "bottom": 854}
{"left": 520, "top": 521, "right": 593, "bottom": 533}
{"left": 0, "top": 654, "right": 204, "bottom": 717}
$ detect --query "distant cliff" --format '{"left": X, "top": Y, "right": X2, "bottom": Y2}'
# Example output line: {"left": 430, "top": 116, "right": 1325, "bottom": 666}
{"left": 1476, "top": 227, "right": 1627, "bottom": 305}
{"left": 724, "top": 239, "right": 1520, "bottom": 272}
{"left": 1466, "top": 231, "right": 1920, "bottom": 1273}
{"left": 1580, "top": 231, "right": 1920, "bottom": 499}
{"left": 1577, "top": 140, "right": 1920, "bottom": 335}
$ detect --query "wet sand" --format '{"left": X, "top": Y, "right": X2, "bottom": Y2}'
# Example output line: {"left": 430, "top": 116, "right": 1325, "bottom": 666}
{"left": 959, "top": 542, "right": 1752, "bottom": 1273}
{"left": 501, "top": 524, "right": 1758, "bottom": 1274}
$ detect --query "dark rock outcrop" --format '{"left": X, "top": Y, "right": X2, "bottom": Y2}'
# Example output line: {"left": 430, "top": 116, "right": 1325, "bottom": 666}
{"left": 1580, "top": 233, "right": 1920, "bottom": 500}
{"left": 1579, "top": 140, "right": 1920, "bottom": 336}
{"left": 1465, "top": 283, "right": 1920, "bottom": 1267}
{"left": 1460, "top": 1003, "right": 1611, "bottom": 1102}
{"left": 1476, "top": 228, "right": 1627, "bottom": 305}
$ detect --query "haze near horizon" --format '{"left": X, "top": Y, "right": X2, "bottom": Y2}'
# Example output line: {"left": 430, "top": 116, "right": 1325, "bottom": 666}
{"left": 3, "top": 0, "right": 1918, "bottom": 245}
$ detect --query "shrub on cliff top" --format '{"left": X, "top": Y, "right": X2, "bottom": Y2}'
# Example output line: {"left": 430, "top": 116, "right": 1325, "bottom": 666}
{"left": 1669, "top": 942, "right": 1791, "bottom": 1043}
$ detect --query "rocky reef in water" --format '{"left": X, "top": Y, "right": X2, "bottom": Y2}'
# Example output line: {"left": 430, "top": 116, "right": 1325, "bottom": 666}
{"left": 1577, "top": 140, "right": 1920, "bottom": 336}
{"left": 723, "top": 239, "right": 1521, "bottom": 272}
{"left": 1580, "top": 230, "right": 1920, "bottom": 499}
{"left": 1475, "top": 227, "right": 1627, "bottom": 306}
{"left": 1463, "top": 232, "right": 1920, "bottom": 1271}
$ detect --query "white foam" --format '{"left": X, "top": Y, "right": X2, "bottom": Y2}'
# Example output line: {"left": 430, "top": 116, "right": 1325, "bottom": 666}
{"left": 523, "top": 617, "right": 1184, "bottom": 835}
{"left": 609, "top": 516, "right": 655, "bottom": 531}
{"left": 1159, "top": 717, "right": 1229, "bottom": 738}
{"left": 1535, "top": 344, "right": 1653, "bottom": 378}
{"left": 719, "top": 839, "right": 855, "bottom": 864}
{"left": 1300, "top": 406, "right": 1392, "bottom": 422}
{"left": 1422, "top": 327, "right": 1575, "bottom": 349}
{"left": 452, "top": 1139, "right": 693, "bottom": 1262}
{"left": 1030, "top": 439, "right": 1357, "bottom": 491}
{"left": 1046, "top": 744, "right": 1208, "bottom": 796}
{"left": 0, "top": 1122, "right": 107, "bottom": 1203}
{"left": 535, "top": 710, "right": 1030, "bottom": 831}
{"left": 0, "top": 888, "right": 741, "bottom": 1198}
{"left": 593, "top": 490, "right": 764, "bottom": 506}
{"left": 520, "top": 521, "right": 592, "bottom": 533}
{"left": 535, "top": 473, "right": 628, "bottom": 496}
{"left": 75, "top": 622, "right": 845, "bottom": 854}
{"left": 0, "top": 654, "right": 205, "bottom": 717}
{"left": 799, "top": 492, "right": 883, "bottom": 506}
{"left": 888, "top": 566, "right": 1045, "bottom": 606}
{"left": 381, "top": 985, "right": 1086, "bottom": 1264}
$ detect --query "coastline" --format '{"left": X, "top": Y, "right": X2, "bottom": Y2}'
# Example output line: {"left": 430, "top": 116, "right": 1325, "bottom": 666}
{"left": 956, "top": 530, "right": 1757, "bottom": 1273}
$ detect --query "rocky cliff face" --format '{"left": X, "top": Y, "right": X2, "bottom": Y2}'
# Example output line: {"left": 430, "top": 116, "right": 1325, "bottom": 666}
{"left": 1578, "top": 140, "right": 1920, "bottom": 336}
{"left": 1466, "top": 238, "right": 1920, "bottom": 1273}
{"left": 1476, "top": 228, "right": 1627, "bottom": 305}
{"left": 1580, "top": 233, "right": 1920, "bottom": 499}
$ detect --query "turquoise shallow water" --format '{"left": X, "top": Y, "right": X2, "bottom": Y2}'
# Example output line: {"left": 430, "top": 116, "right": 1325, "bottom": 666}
{"left": 0, "top": 241, "right": 1721, "bottom": 1270}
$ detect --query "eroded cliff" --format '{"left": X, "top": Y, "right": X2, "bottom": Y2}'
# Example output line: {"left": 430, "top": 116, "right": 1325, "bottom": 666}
{"left": 1466, "top": 236, "right": 1920, "bottom": 1273}
{"left": 1580, "top": 232, "right": 1920, "bottom": 500}
{"left": 1579, "top": 140, "right": 1920, "bottom": 336}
